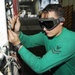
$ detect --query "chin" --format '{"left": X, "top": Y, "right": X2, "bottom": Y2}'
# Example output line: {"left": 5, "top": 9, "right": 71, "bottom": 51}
{"left": 47, "top": 34, "right": 53, "bottom": 37}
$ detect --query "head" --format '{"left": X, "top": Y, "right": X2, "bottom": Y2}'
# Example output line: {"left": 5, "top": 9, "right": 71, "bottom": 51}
{"left": 39, "top": 4, "right": 65, "bottom": 37}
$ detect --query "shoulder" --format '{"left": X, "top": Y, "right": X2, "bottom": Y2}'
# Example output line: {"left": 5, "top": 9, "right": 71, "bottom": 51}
{"left": 61, "top": 28, "right": 75, "bottom": 40}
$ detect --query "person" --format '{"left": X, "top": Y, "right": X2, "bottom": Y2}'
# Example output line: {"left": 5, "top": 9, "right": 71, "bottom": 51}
{"left": 8, "top": 4, "right": 75, "bottom": 75}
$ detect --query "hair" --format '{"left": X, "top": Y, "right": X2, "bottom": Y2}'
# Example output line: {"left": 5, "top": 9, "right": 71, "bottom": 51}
{"left": 42, "top": 4, "right": 64, "bottom": 17}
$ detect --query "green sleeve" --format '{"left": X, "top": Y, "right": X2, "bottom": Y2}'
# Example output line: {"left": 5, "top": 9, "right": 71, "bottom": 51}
{"left": 18, "top": 40, "right": 75, "bottom": 74}
{"left": 19, "top": 32, "right": 44, "bottom": 48}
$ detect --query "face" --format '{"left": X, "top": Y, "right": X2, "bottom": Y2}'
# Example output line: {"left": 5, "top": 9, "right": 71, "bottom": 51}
{"left": 41, "top": 11, "right": 63, "bottom": 37}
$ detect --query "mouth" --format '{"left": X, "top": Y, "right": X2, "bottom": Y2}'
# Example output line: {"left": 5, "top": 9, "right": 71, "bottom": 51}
{"left": 45, "top": 31, "right": 50, "bottom": 35}
{"left": 45, "top": 31, "right": 53, "bottom": 37}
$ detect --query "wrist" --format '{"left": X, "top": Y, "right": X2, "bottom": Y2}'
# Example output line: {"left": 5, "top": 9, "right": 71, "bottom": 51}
{"left": 14, "top": 41, "right": 21, "bottom": 46}
{"left": 14, "top": 42, "right": 23, "bottom": 51}
{"left": 15, "top": 31, "right": 20, "bottom": 36}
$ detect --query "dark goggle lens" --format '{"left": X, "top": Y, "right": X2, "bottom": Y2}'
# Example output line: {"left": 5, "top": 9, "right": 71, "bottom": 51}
{"left": 39, "top": 21, "right": 55, "bottom": 30}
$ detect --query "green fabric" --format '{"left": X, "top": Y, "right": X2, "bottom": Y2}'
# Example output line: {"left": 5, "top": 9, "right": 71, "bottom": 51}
{"left": 18, "top": 28, "right": 75, "bottom": 75}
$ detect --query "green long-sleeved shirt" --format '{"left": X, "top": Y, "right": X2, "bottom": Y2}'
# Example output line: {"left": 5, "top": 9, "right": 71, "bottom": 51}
{"left": 18, "top": 28, "right": 75, "bottom": 75}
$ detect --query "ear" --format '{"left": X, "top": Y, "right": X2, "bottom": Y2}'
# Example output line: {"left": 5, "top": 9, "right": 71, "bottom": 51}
{"left": 59, "top": 17, "right": 65, "bottom": 26}
{"left": 59, "top": 17, "right": 65, "bottom": 25}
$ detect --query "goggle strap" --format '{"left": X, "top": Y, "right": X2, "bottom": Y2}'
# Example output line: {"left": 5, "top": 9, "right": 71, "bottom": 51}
{"left": 58, "top": 17, "right": 65, "bottom": 22}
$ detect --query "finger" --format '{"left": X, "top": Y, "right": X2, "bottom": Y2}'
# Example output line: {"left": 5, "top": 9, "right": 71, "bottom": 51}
{"left": 16, "top": 12, "right": 21, "bottom": 17}
{"left": 8, "top": 16, "right": 14, "bottom": 29}
{"left": 10, "top": 16, "right": 17, "bottom": 28}
{"left": 15, "top": 17, "right": 21, "bottom": 31}
{"left": 7, "top": 16, "right": 12, "bottom": 26}
{"left": 7, "top": 21, "right": 12, "bottom": 29}
{"left": 9, "top": 29, "right": 17, "bottom": 36}
{"left": 8, "top": 30, "right": 15, "bottom": 42}
{"left": 17, "top": 17, "right": 20, "bottom": 24}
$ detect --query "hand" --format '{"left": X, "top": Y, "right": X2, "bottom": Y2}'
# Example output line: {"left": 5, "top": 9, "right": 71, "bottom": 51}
{"left": 8, "top": 15, "right": 21, "bottom": 33}
{"left": 8, "top": 29, "right": 21, "bottom": 46}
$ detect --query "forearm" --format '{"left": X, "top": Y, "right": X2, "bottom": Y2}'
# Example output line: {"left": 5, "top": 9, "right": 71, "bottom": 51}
{"left": 19, "top": 32, "right": 44, "bottom": 48}
{"left": 18, "top": 43, "right": 74, "bottom": 74}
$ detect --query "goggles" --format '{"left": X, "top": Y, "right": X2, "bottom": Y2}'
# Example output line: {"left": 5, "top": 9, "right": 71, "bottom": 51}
{"left": 39, "top": 17, "right": 65, "bottom": 31}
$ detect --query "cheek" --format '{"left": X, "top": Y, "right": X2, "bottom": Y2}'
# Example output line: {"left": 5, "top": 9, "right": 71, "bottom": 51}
{"left": 52, "top": 26, "right": 61, "bottom": 35}
{"left": 48, "top": 28, "right": 59, "bottom": 36}
{"left": 46, "top": 31, "right": 55, "bottom": 37}
{"left": 45, "top": 25, "right": 60, "bottom": 37}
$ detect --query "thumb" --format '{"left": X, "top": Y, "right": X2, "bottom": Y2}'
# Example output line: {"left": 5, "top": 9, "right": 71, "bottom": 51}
{"left": 8, "top": 30, "right": 15, "bottom": 42}
{"left": 9, "top": 30, "right": 17, "bottom": 36}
